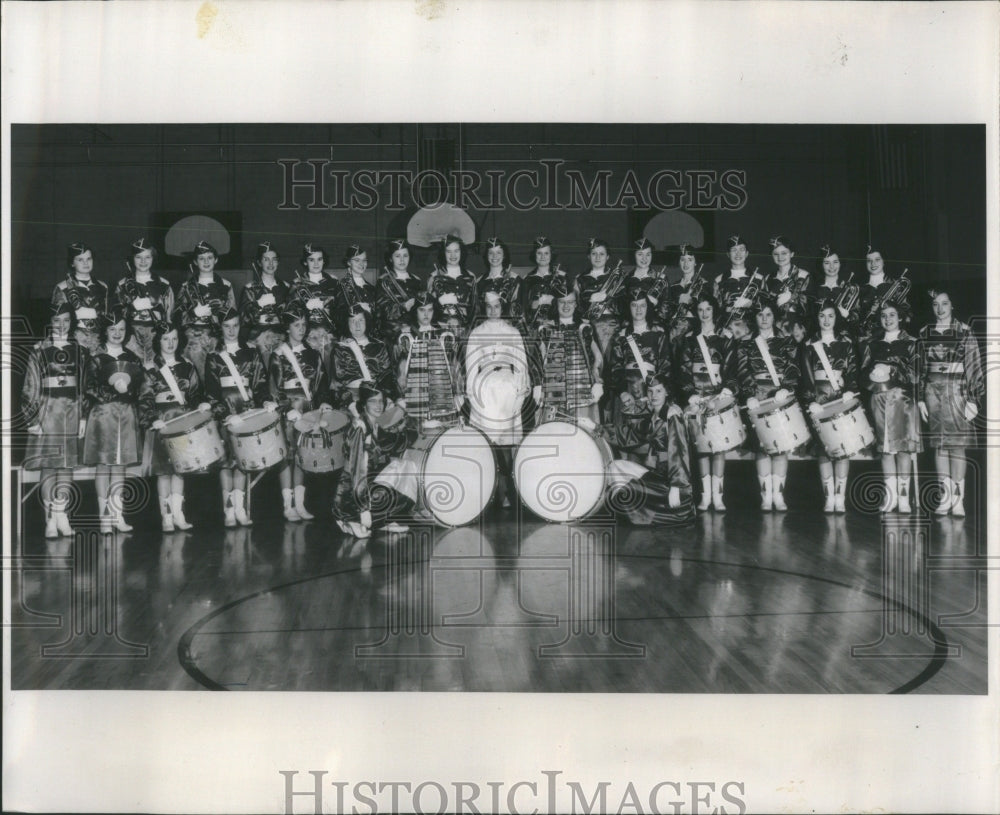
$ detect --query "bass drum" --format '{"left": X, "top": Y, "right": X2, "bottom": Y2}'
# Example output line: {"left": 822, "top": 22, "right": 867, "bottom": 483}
{"left": 402, "top": 422, "right": 497, "bottom": 527}
{"left": 514, "top": 420, "right": 614, "bottom": 523}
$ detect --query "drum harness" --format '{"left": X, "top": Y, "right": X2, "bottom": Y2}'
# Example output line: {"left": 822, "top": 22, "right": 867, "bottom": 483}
{"left": 219, "top": 351, "right": 251, "bottom": 403}
{"left": 811, "top": 340, "right": 843, "bottom": 393}
{"left": 159, "top": 362, "right": 187, "bottom": 406}
{"left": 344, "top": 339, "right": 373, "bottom": 389}
{"left": 280, "top": 344, "right": 313, "bottom": 401}
{"left": 754, "top": 335, "right": 782, "bottom": 393}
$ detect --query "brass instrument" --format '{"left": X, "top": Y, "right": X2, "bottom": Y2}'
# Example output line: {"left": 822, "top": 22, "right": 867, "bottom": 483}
{"left": 183, "top": 262, "right": 220, "bottom": 327}
{"left": 380, "top": 265, "right": 411, "bottom": 310}
{"left": 62, "top": 272, "right": 85, "bottom": 312}
{"left": 669, "top": 264, "right": 706, "bottom": 323}
{"left": 120, "top": 260, "right": 141, "bottom": 307}
{"left": 777, "top": 265, "right": 811, "bottom": 304}
{"left": 863, "top": 268, "right": 911, "bottom": 327}
{"left": 644, "top": 265, "right": 672, "bottom": 306}
{"left": 531, "top": 263, "right": 566, "bottom": 330}
{"left": 584, "top": 260, "right": 627, "bottom": 322}
{"left": 833, "top": 270, "right": 860, "bottom": 312}
{"left": 721, "top": 267, "right": 763, "bottom": 331}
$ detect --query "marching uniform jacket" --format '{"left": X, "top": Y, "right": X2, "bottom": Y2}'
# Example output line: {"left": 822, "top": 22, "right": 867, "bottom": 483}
{"left": 576, "top": 269, "right": 626, "bottom": 323}
{"left": 731, "top": 333, "right": 800, "bottom": 402}
{"left": 476, "top": 269, "right": 524, "bottom": 323}
{"left": 268, "top": 342, "right": 332, "bottom": 415}
{"left": 332, "top": 337, "right": 398, "bottom": 403}
{"left": 114, "top": 274, "right": 174, "bottom": 326}
{"left": 288, "top": 272, "right": 339, "bottom": 329}
{"left": 376, "top": 269, "right": 426, "bottom": 339}
{"left": 175, "top": 273, "right": 236, "bottom": 327}
{"left": 204, "top": 344, "right": 271, "bottom": 420}
{"left": 238, "top": 277, "right": 292, "bottom": 330}
{"left": 329, "top": 274, "right": 382, "bottom": 339}
{"left": 798, "top": 334, "right": 859, "bottom": 405}
{"left": 604, "top": 323, "right": 672, "bottom": 398}
{"left": 676, "top": 331, "right": 735, "bottom": 404}
{"left": 428, "top": 267, "right": 478, "bottom": 334}
{"left": 520, "top": 268, "right": 569, "bottom": 328}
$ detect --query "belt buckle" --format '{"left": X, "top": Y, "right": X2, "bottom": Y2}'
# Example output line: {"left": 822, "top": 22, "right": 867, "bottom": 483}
{"left": 57, "top": 377, "right": 67, "bottom": 387}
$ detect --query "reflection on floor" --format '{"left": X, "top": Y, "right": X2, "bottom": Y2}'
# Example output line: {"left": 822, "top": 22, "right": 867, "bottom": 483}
{"left": 10, "top": 460, "right": 988, "bottom": 693}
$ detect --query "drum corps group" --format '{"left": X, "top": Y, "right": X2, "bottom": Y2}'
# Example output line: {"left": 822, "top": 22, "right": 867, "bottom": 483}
{"left": 22, "top": 232, "right": 983, "bottom": 539}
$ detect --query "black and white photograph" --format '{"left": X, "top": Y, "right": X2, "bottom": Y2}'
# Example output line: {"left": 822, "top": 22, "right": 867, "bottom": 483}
{"left": 3, "top": 2, "right": 998, "bottom": 814}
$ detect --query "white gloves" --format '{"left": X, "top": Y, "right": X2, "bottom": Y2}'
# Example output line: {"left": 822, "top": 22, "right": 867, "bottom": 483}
{"left": 258, "top": 293, "right": 276, "bottom": 307}
{"left": 306, "top": 297, "right": 323, "bottom": 311}
{"left": 194, "top": 304, "right": 212, "bottom": 318}
{"left": 264, "top": 401, "right": 278, "bottom": 413}
{"left": 132, "top": 297, "right": 153, "bottom": 311}
{"left": 841, "top": 391, "right": 856, "bottom": 403}
{"left": 537, "top": 294, "right": 554, "bottom": 306}
{"left": 837, "top": 305, "right": 850, "bottom": 319}
{"left": 733, "top": 296, "right": 752, "bottom": 310}
{"left": 360, "top": 510, "right": 372, "bottom": 530}
{"left": 403, "top": 298, "right": 415, "bottom": 311}
{"left": 747, "top": 397, "right": 760, "bottom": 410}
{"left": 589, "top": 290, "right": 607, "bottom": 304}
{"left": 78, "top": 419, "right": 87, "bottom": 438}
{"left": 27, "top": 424, "right": 43, "bottom": 436}
{"left": 965, "top": 402, "right": 978, "bottom": 421}
{"left": 688, "top": 394, "right": 703, "bottom": 407}
{"left": 287, "top": 409, "right": 301, "bottom": 422}
{"left": 152, "top": 419, "right": 166, "bottom": 431}
{"left": 679, "top": 292, "right": 692, "bottom": 304}
{"left": 775, "top": 389, "right": 790, "bottom": 402}
{"left": 532, "top": 385, "right": 542, "bottom": 403}
{"left": 591, "top": 382, "right": 604, "bottom": 402}
{"left": 808, "top": 402, "right": 823, "bottom": 415}
{"left": 776, "top": 290, "right": 792, "bottom": 307}
{"left": 198, "top": 402, "right": 211, "bottom": 412}
{"left": 226, "top": 413, "right": 244, "bottom": 426}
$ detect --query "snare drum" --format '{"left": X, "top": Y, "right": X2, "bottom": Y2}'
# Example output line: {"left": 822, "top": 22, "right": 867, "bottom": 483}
{"left": 160, "top": 409, "right": 226, "bottom": 474}
{"left": 692, "top": 394, "right": 746, "bottom": 454}
{"left": 514, "top": 420, "right": 614, "bottom": 522}
{"left": 809, "top": 396, "right": 875, "bottom": 459}
{"left": 401, "top": 424, "right": 496, "bottom": 527}
{"left": 296, "top": 409, "right": 350, "bottom": 473}
{"left": 747, "top": 395, "right": 810, "bottom": 455}
{"left": 228, "top": 408, "right": 286, "bottom": 472}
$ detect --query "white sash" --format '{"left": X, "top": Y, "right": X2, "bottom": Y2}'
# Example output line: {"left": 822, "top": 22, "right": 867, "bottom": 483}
{"left": 625, "top": 334, "right": 652, "bottom": 378}
{"left": 281, "top": 344, "right": 312, "bottom": 401}
{"left": 754, "top": 335, "right": 782, "bottom": 387}
{"left": 219, "top": 351, "right": 250, "bottom": 403}
{"left": 811, "top": 340, "right": 842, "bottom": 391}
{"left": 696, "top": 334, "right": 721, "bottom": 386}
{"left": 159, "top": 362, "right": 186, "bottom": 406}
{"left": 346, "top": 339, "right": 374, "bottom": 383}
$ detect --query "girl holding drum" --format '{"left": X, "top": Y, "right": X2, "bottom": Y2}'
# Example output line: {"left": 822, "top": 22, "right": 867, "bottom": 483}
{"left": 917, "top": 289, "right": 984, "bottom": 516}
{"left": 799, "top": 302, "right": 862, "bottom": 513}
{"left": 377, "top": 237, "right": 424, "bottom": 347}
{"left": 334, "top": 381, "right": 418, "bottom": 538}
{"left": 860, "top": 300, "right": 921, "bottom": 513}
{"left": 520, "top": 236, "right": 567, "bottom": 332}
{"left": 22, "top": 302, "right": 89, "bottom": 538}
{"left": 205, "top": 308, "right": 276, "bottom": 527}
{"left": 331, "top": 245, "right": 382, "bottom": 342}
{"left": 81, "top": 306, "right": 146, "bottom": 533}
{"left": 733, "top": 303, "right": 802, "bottom": 511}
{"left": 138, "top": 324, "right": 211, "bottom": 531}
{"left": 116, "top": 238, "right": 174, "bottom": 367}
{"left": 677, "top": 295, "right": 738, "bottom": 512}
{"left": 604, "top": 290, "right": 672, "bottom": 463}
{"left": 428, "top": 235, "right": 478, "bottom": 339}
{"left": 397, "top": 292, "right": 462, "bottom": 430}
{"left": 52, "top": 242, "right": 110, "bottom": 354}
{"left": 477, "top": 237, "right": 524, "bottom": 326}
{"left": 239, "top": 240, "right": 291, "bottom": 340}
{"left": 270, "top": 304, "right": 334, "bottom": 522}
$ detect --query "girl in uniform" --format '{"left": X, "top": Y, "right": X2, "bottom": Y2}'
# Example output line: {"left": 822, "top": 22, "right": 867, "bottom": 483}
{"left": 377, "top": 237, "right": 424, "bottom": 347}
{"left": 22, "top": 302, "right": 89, "bottom": 538}
{"left": 270, "top": 304, "right": 334, "bottom": 522}
{"left": 239, "top": 240, "right": 291, "bottom": 340}
{"left": 575, "top": 237, "right": 625, "bottom": 356}
{"left": 288, "top": 243, "right": 339, "bottom": 370}
{"left": 176, "top": 241, "right": 237, "bottom": 379}
{"left": 799, "top": 303, "right": 862, "bottom": 513}
{"left": 428, "top": 235, "right": 478, "bottom": 339}
{"left": 732, "top": 303, "right": 801, "bottom": 511}
{"left": 666, "top": 244, "right": 703, "bottom": 345}
{"left": 520, "top": 236, "right": 567, "bottom": 332}
{"left": 82, "top": 306, "right": 146, "bottom": 532}
{"left": 677, "top": 295, "right": 737, "bottom": 512}
{"left": 116, "top": 238, "right": 174, "bottom": 367}
{"left": 333, "top": 304, "right": 398, "bottom": 411}
{"left": 861, "top": 301, "right": 921, "bottom": 513}
{"left": 714, "top": 234, "right": 759, "bottom": 327}
{"left": 762, "top": 236, "right": 811, "bottom": 335}
{"left": 477, "top": 237, "right": 523, "bottom": 326}
{"left": 808, "top": 245, "right": 858, "bottom": 333}
{"left": 857, "top": 246, "right": 910, "bottom": 340}
{"left": 139, "top": 324, "right": 210, "bottom": 531}
{"left": 917, "top": 289, "right": 983, "bottom": 516}
{"left": 330, "top": 245, "right": 381, "bottom": 341}
{"left": 52, "top": 242, "right": 110, "bottom": 354}
{"left": 626, "top": 237, "right": 671, "bottom": 325}
{"left": 396, "top": 292, "right": 462, "bottom": 430}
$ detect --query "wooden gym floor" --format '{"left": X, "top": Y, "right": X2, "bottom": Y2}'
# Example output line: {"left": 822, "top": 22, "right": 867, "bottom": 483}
{"left": 8, "top": 456, "right": 988, "bottom": 693}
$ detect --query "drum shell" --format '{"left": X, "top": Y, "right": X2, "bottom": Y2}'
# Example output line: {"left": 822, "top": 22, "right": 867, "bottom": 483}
{"left": 513, "top": 420, "right": 614, "bottom": 523}
{"left": 296, "top": 427, "right": 347, "bottom": 473}
{"left": 157, "top": 409, "right": 225, "bottom": 475}
{"left": 228, "top": 409, "right": 286, "bottom": 472}
{"left": 689, "top": 395, "right": 746, "bottom": 454}
{"left": 809, "top": 397, "right": 874, "bottom": 460}
{"left": 748, "top": 396, "right": 810, "bottom": 455}
{"left": 402, "top": 424, "right": 496, "bottom": 527}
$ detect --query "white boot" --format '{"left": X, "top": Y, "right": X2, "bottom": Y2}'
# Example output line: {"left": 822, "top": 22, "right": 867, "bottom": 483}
{"left": 52, "top": 497, "right": 74, "bottom": 537}
{"left": 231, "top": 489, "right": 252, "bottom": 526}
{"left": 951, "top": 479, "right": 966, "bottom": 517}
{"left": 697, "top": 474, "right": 712, "bottom": 511}
{"left": 897, "top": 475, "right": 911, "bottom": 514}
{"left": 772, "top": 475, "right": 788, "bottom": 512}
{"left": 759, "top": 476, "right": 773, "bottom": 511}
{"left": 223, "top": 490, "right": 237, "bottom": 528}
{"left": 293, "top": 485, "right": 314, "bottom": 520}
{"left": 107, "top": 493, "right": 132, "bottom": 532}
{"left": 934, "top": 477, "right": 953, "bottom": 515}
{"left": 822, "top": 477, "right": 835, "bottom": 513}
{"left": 282, "top": 488, "right": 301, "bottom": 522}
{"left": 43, "top": 500, "right": 58, "bottom": 539}
{"left": 160, "top": 497, "right": 175, "bottom": 533}
{"left": 880, "top": 477, "right": 898, "bottom": 513}
{"left": 712, "top": 475, "right": 726, "bottom": 512}
{"left": 170, "top": 493, "right": 193, "bottom": 530}
{"left": 834, "top": 477, "right": 847, "bottom": 513}
{"left": 98, "top": 498, "right": 113, "bottom": 533}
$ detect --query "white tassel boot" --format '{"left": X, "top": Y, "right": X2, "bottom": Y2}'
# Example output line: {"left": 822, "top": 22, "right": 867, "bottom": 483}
{"left": 282, "top": 488, "right": 301, "bottom": 522}
{"left": 759, "top": 476, "right": 773, "bottom": 511}
{"left": 697, "top": 474, "right": 712, "bottom": 511}
{"left": 170, "top": 493, "right": 193, "bottom": 530}
{"left": 712, "top": 475, "right": 726, "bottom": 512}
{"left": 160, "top": 496, "right": 175, "bottom": 532}
{"left": 772, "top": 474, "right": 788, "bottom": 512}
{"left": 223, "top": 490, "right": 237, "bottom": 528}
{"left": 98, "top": 498, "right": 112, "bottom": 533}
{"left": 951, "top": 479, "right": 966, "bottom": 517}
{"left": 834, "top": 477, "right": 847, "bottom": 513}
{"left": 934, "top": 477, "right": 953, "bottom": 515}
{"left": 231, "top": 489, "right": 251, "bottom": 526}
{"left": 822, "top": 477, "right": 835, "bottom": 513}
{"left": 880, "top": 477, "right": 898, "bottom": 513}
{"left": 293, "top": 485, "right": 314, "bottom": 520}
{"left": 108, "top": 491, "right": 132, "bottom": 532}
{"left": 897, "top": 475, "right": 911, "bottom": 514}
{"left": 43, "top": 500, "right": 58, "bottom": 539}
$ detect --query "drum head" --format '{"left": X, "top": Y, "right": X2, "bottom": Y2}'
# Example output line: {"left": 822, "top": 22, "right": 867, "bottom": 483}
{"left": 420, "top": 425, "right": 496, "bottom": 527}
{"left": 161, "top": 410, "right": 208, "bottom": 436}
{"left": 514, "top": 421, "right": 609, "bottom": 523}
{"left": 705, "top": 393, "right": 736, "bottom": 413}
{"left": 295, "top": 408, "right": 350, "bottom": 433}
{"left": 233, "top": 408, "right": 278, "bottom": 434}
{"left": 814, "top": 396, "right": 857, "bottom": 421}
